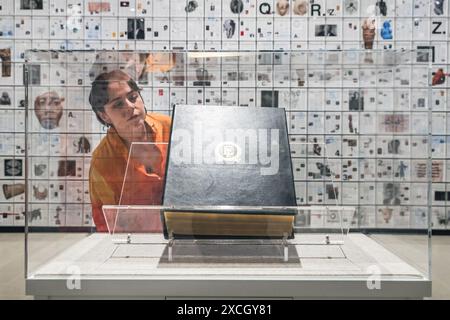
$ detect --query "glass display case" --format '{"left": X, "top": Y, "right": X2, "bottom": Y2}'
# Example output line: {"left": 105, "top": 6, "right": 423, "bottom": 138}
{"left": 24, "top": 49, "right": 432, "bottom": 299}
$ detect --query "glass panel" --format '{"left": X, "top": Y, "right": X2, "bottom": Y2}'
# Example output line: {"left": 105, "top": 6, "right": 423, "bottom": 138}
{"left": 24, "top": 49, "right": 432, "bottom": 298}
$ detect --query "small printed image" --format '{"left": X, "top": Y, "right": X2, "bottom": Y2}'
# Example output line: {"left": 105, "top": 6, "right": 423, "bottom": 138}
{"left": 387, "top": 139, "right": 401, "bottom": 154}
{"left": 326, "top": 184, "right": 338, "bottom": 200}
{"left": 4, "top": 159, "right": 22, "bottom": 177}
{"left": 349, "top": 91, "right": 364, "bottom": 111}
{"left": 127, "top": 18, "right": 145, "bottom": 40}
{"left": 75, "top": 136, "right": 91, "bottom": 154}
{"left": 0, "top": 91, "right": 11, "bottom": 105}
{"left": 326, "top": 210, "right": 340, "bottom": 223}
{"left": 413, "top": 161, "right": 444, "bottom": 182}
{"left": 379, "top": 207, "right": 393, "bottom": 224}
{"left": 294, "top": 210, "right": 310, "bottom": 227}
{"left": 276, "top": 0, "right": 289, "bottom": 16}
{"left": 20, "top": 0, "right": 43, "bottom": 10}
{"left": 434, "top": 191, "right": 450, "bottom": 201}
{"left": 261, "top": 90, "right": 279, "bottom": 108}
{"left": 26, "top": 208, "right": 42, "bottom": 223}
{"left": 57, "top": 160, "right": 76, "bottom": 177}
{"left": 185, "top": 0, "right": 198, "bottom": 13}
{"left": 0, "top": 48, "right": 11, "bottom": 77}
{"left": 223, "top": 19, "right": 236, "bottom": 39}
{"left": 34, "top": 163, "right": 47, "bottom": 177}
{"left": 29, "top": 65, "right": 41, "bottom": 85}
{"left": 315, "top": 24, "right": 337, "bottom": 37}
{"left": 383, "top": 183, "right": 401, "bottom": 206}
{"left": 33, "top": 183, "right": 48, "bottom": 201}
{"left": 193, "top": 68, "right": 211, "bottom": 86}
{"left": 417, "top": 46, "right": 435, "bottom": 63}
{"left": 431, "top": 161, "right": 444, "bottom": 182}
{"left": 379, "top": 114, "right": 409, "bottom": 133}
{"left": 34, "top": 91, "right": 65, "bottom": 130}
{"left": 2, "top": 183, "right": 25, "bottom": 199}
{"left": 87, "top": 1, "right": 111, "bottom": 14}
{"left": 230, "top": 0, "right": 243, "bottom": 14}
{"left": 344, "top": 0, "right": 358, "bottom": 14}
{"left": 258, "top": 52, "right": 283, "bottom": 65}
{"left": 434, "top": 0, "right": 445, "bottom": 15}
{"left": 293, "top": 0, "right": 308, "bottom": 16}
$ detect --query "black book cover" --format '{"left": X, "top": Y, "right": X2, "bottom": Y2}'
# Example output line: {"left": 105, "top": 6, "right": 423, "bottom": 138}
{"left": 162, "top": 105, "right": 296, "bottom": 239}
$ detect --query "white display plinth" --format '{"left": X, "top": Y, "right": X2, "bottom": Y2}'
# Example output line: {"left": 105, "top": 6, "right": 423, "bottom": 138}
{"left": 26, "top": 233, "right": 431, "bottom": 299}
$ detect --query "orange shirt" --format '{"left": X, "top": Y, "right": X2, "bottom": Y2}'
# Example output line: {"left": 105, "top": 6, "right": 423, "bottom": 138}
{"left": 89, "top": 113, "right": 171, "bottom": 232}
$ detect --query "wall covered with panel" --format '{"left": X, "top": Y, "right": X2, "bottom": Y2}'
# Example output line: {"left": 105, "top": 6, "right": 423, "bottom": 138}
{"left": 0, "top": 0, "right": 448, "bottom": 230}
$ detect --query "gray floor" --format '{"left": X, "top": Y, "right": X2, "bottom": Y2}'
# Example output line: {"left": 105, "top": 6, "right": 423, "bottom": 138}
{"left": 1, "top": 233, "right": 449, "bottom": 299}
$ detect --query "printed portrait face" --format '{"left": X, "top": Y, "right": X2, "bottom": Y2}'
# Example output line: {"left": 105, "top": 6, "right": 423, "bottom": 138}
{"left": 276, "top": 0, "right": 289, "bottom": 16}
{"left": 293, "top": 0, "right": 308, "bottom": 16}
{"left": 381, "top": 208, "right": 393, "bottom": 223}
{"left": 34, "top": 91, "right": 64, "bottom": 130}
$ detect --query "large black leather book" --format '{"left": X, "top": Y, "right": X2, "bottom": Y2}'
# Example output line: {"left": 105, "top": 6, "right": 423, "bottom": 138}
{"left": 161, "top": 105, "right": 297, "bottom": 239}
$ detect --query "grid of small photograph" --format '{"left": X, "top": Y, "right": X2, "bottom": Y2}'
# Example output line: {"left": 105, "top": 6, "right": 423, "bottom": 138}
{"left": 0, "top": 0, "right": 448, "bottom": 230}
